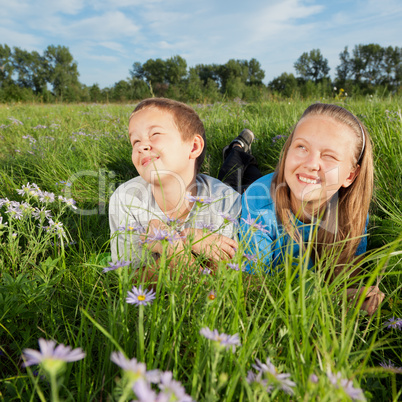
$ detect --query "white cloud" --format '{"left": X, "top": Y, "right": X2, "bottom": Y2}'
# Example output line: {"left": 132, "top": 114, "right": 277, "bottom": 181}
{"left": 158, "top": 41, "right": 175, "bottom": 50}
{"left": 99, "top": 41, "right": 126, "bottom": 53}
{"left": 0, "top": 0, "right": 84, "bottom": 18}
{"left": 86, "top": 54, "right": 120, "bottom": 63}
{"left": 0, "top": 27, "right": 42, "bottom": 50}
{"left": 41, "top": 0, "right": 85, "bottom": 15}
{"left": 42, "top": 11, "right": 140, "bottom": 41}
{"left": 248, "top": 0, "right": 323, "bottom": 41}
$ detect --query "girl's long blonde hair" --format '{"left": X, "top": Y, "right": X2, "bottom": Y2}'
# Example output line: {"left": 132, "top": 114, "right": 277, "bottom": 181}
{"left": 272, "top": 103, "right": 373, "bottom": 269}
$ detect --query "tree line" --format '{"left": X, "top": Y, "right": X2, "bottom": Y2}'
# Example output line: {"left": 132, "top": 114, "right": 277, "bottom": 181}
{"left": 0, "top": 43, "right": 400, "bottom": 103}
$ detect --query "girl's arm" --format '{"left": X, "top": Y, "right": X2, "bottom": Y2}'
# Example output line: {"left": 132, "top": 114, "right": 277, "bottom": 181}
{"left": 239, "top": 189, "right": 277, "bottom": 272}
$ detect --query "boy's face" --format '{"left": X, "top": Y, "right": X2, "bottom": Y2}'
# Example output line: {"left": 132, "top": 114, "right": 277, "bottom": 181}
{"left": 129, "top": 107, "right": 197, "bottom": 185}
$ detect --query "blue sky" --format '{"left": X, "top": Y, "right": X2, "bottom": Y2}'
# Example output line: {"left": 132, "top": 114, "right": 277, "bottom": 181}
{"left": 1, "top": 0, "right": 401, "bottom": 88}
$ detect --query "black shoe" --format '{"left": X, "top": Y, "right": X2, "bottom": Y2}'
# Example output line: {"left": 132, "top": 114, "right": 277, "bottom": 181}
{"left": 223, "top": 129, "right": 255, "bottom": 160}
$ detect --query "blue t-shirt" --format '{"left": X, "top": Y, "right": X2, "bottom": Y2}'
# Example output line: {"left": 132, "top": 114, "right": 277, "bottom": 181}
{"left": 239, "top": 173, "right": 367, "bottom": 273}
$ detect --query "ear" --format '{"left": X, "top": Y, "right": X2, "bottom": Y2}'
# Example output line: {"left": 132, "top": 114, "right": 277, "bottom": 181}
{"left": 189, "top": 134, "right": 204, "bottom": 160}
{"left": 342, "top": 165, "right": 360, "bottom": 188}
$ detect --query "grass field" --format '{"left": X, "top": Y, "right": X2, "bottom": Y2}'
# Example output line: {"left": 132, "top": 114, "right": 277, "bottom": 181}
{"left": 0, "top": 98, "right": 401, "bottom": 401}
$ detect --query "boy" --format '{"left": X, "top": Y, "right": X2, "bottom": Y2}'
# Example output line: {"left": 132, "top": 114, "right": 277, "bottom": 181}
{"left": 109, "top": 98, "right": 241, "bottom": 276}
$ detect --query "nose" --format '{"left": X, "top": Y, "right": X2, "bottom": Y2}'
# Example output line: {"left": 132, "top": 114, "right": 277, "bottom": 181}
{"left": 138, "top": 143, "right": 151, "bottom": 152}
{"left": 303, "top": 151, "right": 320, "bottom": 171}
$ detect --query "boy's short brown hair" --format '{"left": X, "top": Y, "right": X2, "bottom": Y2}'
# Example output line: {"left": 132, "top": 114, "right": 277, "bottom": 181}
{"left": 130, "top": 98, "right": 206, "bottom": 173}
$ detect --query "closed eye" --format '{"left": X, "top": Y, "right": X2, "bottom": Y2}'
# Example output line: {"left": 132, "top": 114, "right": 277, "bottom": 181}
{"left": 323, "top": 154, "right": 338, "bottom": 160}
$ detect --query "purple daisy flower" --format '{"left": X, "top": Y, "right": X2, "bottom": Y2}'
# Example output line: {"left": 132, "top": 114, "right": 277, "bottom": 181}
{"left": 246, "top": 370, "right": 273, "bottom": 392}
{"left": 38, "top": 191, "right": 56, "bottom": 203}
{"left": 110, "top": 351, "right": 160, "bottom": 383}
{"left": 22, "top": 338, "right": 85, "bottom": 369}
{"left": 327, "top": 371, "right": 365, "bottom": 401}
{"left": 145, "top": 228, "right": 183, "bottom": 244}
{"left": 32, "top": 207, "right": 53, "bottom": 220}
{"left": 379, "top": 360, "right": 402, "bottom": 373}
{"left": 133, "top": 379, "right": 169, "bottom": 402}
{"left": 6, "top": 205, "right": 23, "bottom": 220}
{"left": 228, "top": 262, "right": 246, "bottom": 272}
{"left": 17, "top": 183, "right": 39, "bottom": 196}
{"left": 242, "top": 214, "right": 269, "bottom": 233}
{"left": 219, "top": 213, "right": 238, "bottom": 225}
{"left": 158, "top": 371, "right": 193, "bottom": 401}
{"left": 58, "top": 196, "right": 78, "bottom": 210}
{"left": 252, "top": 358, "right": 296, "bottom": 395}
{"left": 243, "top": 253, "right": 257, "bottom": 262}
{"left": 384, "top": 317, "right": 402, "bottom": 330}
{"left": 199, "top": 327, "right": 241, "bottom": 352}
{"left": 185, "top": 193, "right": 214, "bottom": 205}
{"left": 126, "top": 285, "right": 156, "bottom": 306}
{"left": 9, "top": 117, "right": 23, "bottom": 125}
{"left": 195, "top": 221, "right": 217, "bottom": 231}
{"left": 118, "top": 223, "right": 146, "bottom": 233}
{"left": 0, "top": 197, "right": 11, "bottom": 208}
{"left": 103, "top": 260, "right": 132, "bottom": 273}
{"left": 163, "top": 216, "right": 182, "bottom": 227}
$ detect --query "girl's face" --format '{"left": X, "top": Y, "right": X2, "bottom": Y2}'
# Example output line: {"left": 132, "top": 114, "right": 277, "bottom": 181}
{"left": 284, "top": 115, "right": 359, "bottom": 216}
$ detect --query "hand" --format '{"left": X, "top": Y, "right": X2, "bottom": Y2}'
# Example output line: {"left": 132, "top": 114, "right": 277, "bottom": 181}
{"left": 346, "top": 286, "right": 385, "bottom": 316}
{"left": 182, "top": 228, "right": 237, "bottom": 263}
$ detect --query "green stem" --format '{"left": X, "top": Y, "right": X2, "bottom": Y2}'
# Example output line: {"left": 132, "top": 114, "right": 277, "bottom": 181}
{"left": 118, "top": 382, "right": 134, "bottom": 402}
{"left": 208, "top": 348, "right": 221, "bottom": 401}
{"left": 49, "top": 372, "right": 60, "bottom": 402}
{"left": 138, "top": 305, "right": 145, "bottom": 362}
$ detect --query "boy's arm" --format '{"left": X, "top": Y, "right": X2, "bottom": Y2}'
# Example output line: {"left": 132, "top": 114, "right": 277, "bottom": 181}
{"left": 141, "top": 220, "right": 197, "bottom": 282}
{"left": 181, "top": 228, "right": 237, "bottom": 263}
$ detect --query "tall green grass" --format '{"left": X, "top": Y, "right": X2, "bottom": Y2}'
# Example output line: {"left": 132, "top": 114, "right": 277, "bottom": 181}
{"left": 0, "top": 98, "right": 401, "bottom": 401}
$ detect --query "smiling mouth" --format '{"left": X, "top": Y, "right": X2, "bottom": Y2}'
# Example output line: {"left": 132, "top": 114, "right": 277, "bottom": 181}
{"left": 297, "top": 174, "right": 320, "bottom": 184}
{"left": 142, "top": 156, "right": 159, "bottom": 167}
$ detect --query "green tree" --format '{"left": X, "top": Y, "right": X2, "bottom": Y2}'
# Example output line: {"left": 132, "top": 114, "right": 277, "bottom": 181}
{"left": 246, "top": 58, "right": 265, "bottom": 85}
{"left": 165, "top": 55, "right": 187, "bottom": 85}
{"left": 89, "top": 83, "right": 103, "bottom": 102}
{"left": 352, "top": 44, "right": 384, "bottom": 85}
{"left": 111, "top": 80, "right": 131, "bottom": 101}
{"left": 12, "top": 47, "right": 47, "bottom": 93}
{"left": 0, "top": 44, "right": 14, "bottom": 87}
{"left": 218, "top": 59, "right": 249, "bottom": 93}
{"left": 142, "top": 58, "right": 166, "bottom": 85}
{"left": 382, "top": 46, "right": 401, "bottom": 88}
{"left": 193, "top": 64, "right": 220, "bottom": 86}
{"left": 335, "top": 47, "right": 352, "bottom": 85}
{"left": 186, "top": 67, "right": 204, "bottom": 102}
{"left": 336, "top": 44, "right": 401, "bottom": 92}
{"left": 294, "top": 49, "right": 330, "bottom": 82}
{"left": 44, "top": 45, "right": 80, "bottom": 101}
{"left": 130, "top": 61, "right": 145, "bottom": 80}
{"left": 128, "top": 77, "right": 150, "bottom": 100}
{"left": 268, "top": 72, "right": 298, "bottom": 97}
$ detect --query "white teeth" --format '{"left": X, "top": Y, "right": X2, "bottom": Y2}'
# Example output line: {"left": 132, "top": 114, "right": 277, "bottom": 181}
{"left": 299, "top": 176, "right": 318, "bottom": 184}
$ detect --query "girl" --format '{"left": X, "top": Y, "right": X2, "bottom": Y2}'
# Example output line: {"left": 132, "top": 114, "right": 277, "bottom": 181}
{"left": 239, "top": 103, "right": 373, "bottom": 275}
